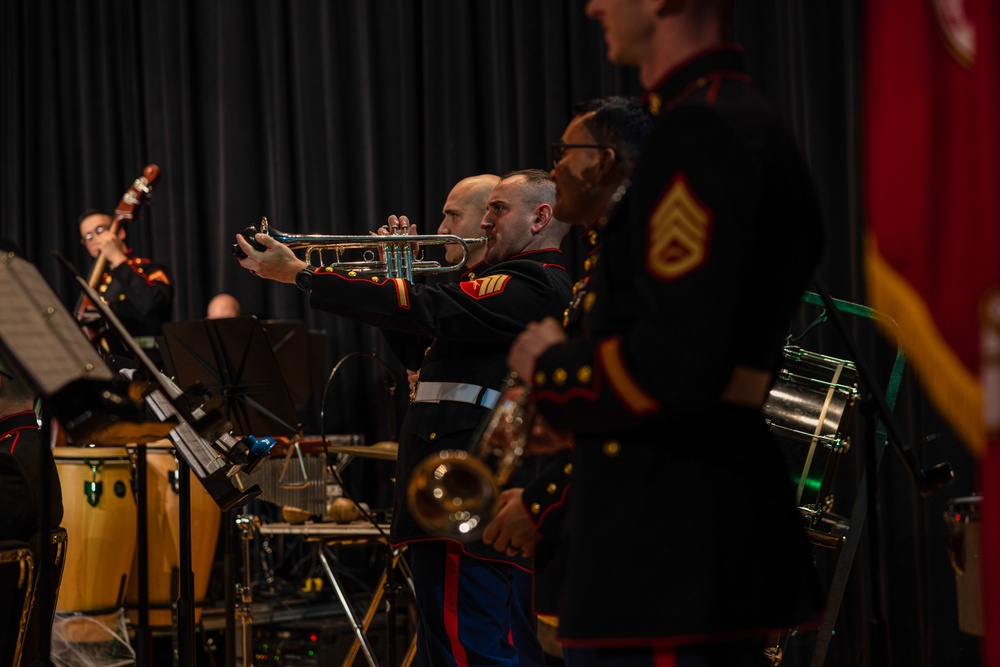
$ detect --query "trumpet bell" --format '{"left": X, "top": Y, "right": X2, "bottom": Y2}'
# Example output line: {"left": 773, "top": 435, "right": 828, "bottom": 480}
{"left": 407, "top": 450, "right": 500, "bottom": 541}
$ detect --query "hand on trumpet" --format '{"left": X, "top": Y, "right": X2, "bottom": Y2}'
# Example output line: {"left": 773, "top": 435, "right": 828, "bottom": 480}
{"left": 376, "top": 214, "right": 417, "bottom": 237}
{"left": 482, "top": 488, "right": 542, "bottom": 558}
{"left": 235, "top": 231, "right": 306, "bottom": 284}
{"left": 375, "top": 215, "right": 420, "bottom": 267}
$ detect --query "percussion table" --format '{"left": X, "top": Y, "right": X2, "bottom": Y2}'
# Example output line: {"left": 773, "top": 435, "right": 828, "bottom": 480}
{"left": 256, "top": 520, "right": 414, "bottom": 667}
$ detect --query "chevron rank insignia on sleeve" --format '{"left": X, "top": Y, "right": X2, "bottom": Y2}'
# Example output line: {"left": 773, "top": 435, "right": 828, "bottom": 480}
{"left": 460, "top": 274, "right": 511, "bottom": 299}
{"left": 646, "top": 173, "right": 712, "bottom": 281}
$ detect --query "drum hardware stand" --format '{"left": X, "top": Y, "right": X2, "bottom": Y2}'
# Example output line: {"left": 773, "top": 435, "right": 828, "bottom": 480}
{"left": 229, "top": 513, "right": 258, "bottom": 667}
{"left": 339, "top": 547, "right": 416, "bottom": 667}
{"left": 788, "top": 285, "right": 955, "bottom": 667}
{"left": 319, "top": 350, "right": 410, "bottom": 667}
{"left": 134, "top": 444, "right": 153, "bottom": 667}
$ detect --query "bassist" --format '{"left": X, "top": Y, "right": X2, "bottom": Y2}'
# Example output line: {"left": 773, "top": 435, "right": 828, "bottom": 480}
{"left": 78, "top": 208, "right": 173, "bottom": 370}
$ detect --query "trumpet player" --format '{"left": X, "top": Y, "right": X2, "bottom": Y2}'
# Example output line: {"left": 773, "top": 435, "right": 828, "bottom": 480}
{"left": 381, "top": 174, "right": 500, "bottom": 390}
{"left": 236, "top": 169, "right": 571, "bottom": 667}
{"left": 436, "top": 174, "right": 498, "bottom": 276}
{"left": 505, "top": 1, "right": 826, "bottom": 665}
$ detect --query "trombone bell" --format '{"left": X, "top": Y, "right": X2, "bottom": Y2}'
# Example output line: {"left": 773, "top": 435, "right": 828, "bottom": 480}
{"left": 406, "top": 375, "right": 533, "bottom": 541}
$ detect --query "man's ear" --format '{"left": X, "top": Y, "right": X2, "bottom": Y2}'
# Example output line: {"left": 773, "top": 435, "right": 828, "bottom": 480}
{"left": 532, "top": 204, "right": 554, "bottom": 233}
{"left": 598, "top": 148, "right": 619, "bottom": 179}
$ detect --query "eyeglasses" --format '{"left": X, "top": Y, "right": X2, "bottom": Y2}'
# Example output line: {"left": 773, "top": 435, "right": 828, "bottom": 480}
{"left": 81, "top": 225, "right": 109, "bottom": 244}
{"left": 550, "top": 142, "right": 616, "bottom": 167}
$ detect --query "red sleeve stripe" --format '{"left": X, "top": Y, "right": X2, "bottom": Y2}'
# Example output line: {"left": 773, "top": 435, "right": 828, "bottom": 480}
{"left": 391, "top": 278, "right": 410, "bottom": 309}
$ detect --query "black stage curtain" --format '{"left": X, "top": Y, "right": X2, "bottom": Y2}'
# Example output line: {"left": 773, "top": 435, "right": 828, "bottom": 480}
{"left": 0, "top": 2, "right": 981, "bottom": 665}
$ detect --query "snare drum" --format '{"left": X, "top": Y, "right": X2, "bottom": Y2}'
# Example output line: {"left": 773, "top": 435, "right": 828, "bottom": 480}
{"left": 52, "top": 447, "right": 137, "bottom": 642}
{"left": 126, "top": 440, "right": 222, "bottom": 628}
{"left": 763, "top": 347, "right": 858, "bottom": 540}
{"left": 945, "top": 496, "right": 982, "bottom": 636}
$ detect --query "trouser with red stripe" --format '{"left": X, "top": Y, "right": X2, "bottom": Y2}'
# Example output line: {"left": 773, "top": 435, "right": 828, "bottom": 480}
{"left": 408, "top": 540, "right": 545, "bottom": 667}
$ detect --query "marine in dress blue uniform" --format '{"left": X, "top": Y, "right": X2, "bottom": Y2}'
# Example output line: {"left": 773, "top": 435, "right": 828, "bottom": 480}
{"left": 308, "top": 247, "right": 571, "bottom": 666}
{"left": 91, "top": 254, "right": 173, "bottom": 368}
{"left": 238, "top": 170, "right": 574, "bottom": 667}
{"left": 524, "top": 46, "right": 825, "bottom": 663}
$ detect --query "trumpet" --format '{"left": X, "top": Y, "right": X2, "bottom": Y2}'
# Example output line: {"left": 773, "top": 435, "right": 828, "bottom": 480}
{"left": 234, "top": 217, "right": 487, "bottom": 282}
{"left": 407, "top": 374, "right": 534, "bottom": 541}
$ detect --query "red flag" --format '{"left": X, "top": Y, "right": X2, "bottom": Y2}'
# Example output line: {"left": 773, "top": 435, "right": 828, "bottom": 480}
{"left": 864, "top": 0, "right": 1000, "bottom": 662}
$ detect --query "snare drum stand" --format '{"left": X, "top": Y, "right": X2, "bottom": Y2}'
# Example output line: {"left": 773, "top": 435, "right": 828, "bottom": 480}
{"left": 239, "top": 513, "right": 258, "bottom": 667}
{"left": 803, "top": 283, "right": 955, "bottom": 667}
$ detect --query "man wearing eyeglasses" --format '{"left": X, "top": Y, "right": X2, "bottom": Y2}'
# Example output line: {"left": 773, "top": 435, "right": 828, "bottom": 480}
{"left": 78, "top": 209, "right": 174, "bottom": 369}
{"left": 483, "top": 97, "right": 651, "bottom": 659}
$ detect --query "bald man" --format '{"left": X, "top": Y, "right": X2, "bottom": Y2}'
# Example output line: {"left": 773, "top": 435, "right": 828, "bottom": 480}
{"left": 206, "top": 293, "right": 241, "bottom": 319}
{"left": 436, "top": 174, "right": 499, "bottom": 273}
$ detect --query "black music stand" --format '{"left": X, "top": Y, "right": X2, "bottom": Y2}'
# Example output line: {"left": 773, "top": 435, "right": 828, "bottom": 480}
{"left": 160, "top": 317, "right": 299, "bottom": 439}
{"left": 258, "top": 320, "right": 317, "bottom": 408}
{"left": 161, "top": 317, "right": 299, "bottom": 666}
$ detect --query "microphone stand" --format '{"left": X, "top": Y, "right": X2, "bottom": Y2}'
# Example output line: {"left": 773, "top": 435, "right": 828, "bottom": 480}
{"left": 805, "top": 280, "right": 954, "bottom": 667}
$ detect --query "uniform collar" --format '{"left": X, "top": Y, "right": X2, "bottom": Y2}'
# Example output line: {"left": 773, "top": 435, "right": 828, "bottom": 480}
{"left": 0, "top": 410, "right": 38, "bottom": 437}
{"left": 642, "top": 45, "right": 746, "bottom": 115}
{"left": 462, "top": 259, "right": 489, "bottom": 281}
{"left": 503, "top": 248, "right": 567, "bottom": 271}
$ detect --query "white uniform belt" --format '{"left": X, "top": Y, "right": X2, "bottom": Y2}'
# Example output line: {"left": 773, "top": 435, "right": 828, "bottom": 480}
{"left": 412, "top": 381, "right": 501, "bottom": 409}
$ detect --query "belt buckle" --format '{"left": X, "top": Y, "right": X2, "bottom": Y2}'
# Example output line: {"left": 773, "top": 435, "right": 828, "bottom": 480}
{"left": 409, "top": 378, "right": 419, "bottom": 404}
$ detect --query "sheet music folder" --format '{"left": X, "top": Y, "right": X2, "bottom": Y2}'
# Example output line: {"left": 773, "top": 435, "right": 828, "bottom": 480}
{"left": 0, "top": 252, "right": 173, "bottom": 444}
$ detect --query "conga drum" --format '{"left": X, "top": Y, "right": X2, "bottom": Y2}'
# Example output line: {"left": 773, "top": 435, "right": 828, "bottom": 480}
{"left": 53, "top": 447, "right": 137, "bottom": 642}
{"left": 126, "top": 440, "right": 222, "bottom": 628}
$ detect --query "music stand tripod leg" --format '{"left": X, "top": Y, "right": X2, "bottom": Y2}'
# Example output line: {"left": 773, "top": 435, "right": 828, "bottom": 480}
{"left": 317, "top": 545, "right": 379, "bottom": 667}
{"left": 343, "top": 548, "right": 410, "bottom": 667}
{"left": 343, "top": 567, "right": 387, "bottom": 667}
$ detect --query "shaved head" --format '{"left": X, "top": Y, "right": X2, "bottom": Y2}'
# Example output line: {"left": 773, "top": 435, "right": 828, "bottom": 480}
{"left": 438, "top": 174, "right": 500, "bottom": 266}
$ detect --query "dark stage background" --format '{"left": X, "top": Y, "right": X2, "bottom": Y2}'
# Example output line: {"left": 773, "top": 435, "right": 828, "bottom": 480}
{"left": 0, "top": 1, "right": 982, "bottom": 665}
